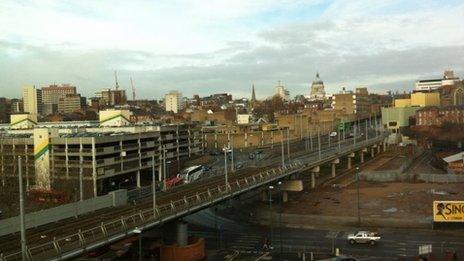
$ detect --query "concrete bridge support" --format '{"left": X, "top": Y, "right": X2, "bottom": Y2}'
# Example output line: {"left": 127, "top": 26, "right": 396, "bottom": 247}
{"left": 377, "top": 143, "right": 381, "bottom": 154}
{"left": 360, "top": 148, "right": 367, "bottom": 163}
{"left": 177, "top": 220, "right": 188, "bottom": 247}
{"left": 311, "top": 166, "right": 320, "bottom": 189}
{"left": 331, "top": 159, "right": 340, "bottom": 178}
{"left": 347, "top": 153, "right": 355, "bottom": 170}
{"left": 371, "top": 146, "right": 376, "bottom": 158}
{"left": 282, "top": 191, "right": 288, "bottom": 203}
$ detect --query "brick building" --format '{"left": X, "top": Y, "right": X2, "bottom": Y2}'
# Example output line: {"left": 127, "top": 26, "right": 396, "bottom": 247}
{"left": 416, "top": 106, "right": 464, "bottom": 126}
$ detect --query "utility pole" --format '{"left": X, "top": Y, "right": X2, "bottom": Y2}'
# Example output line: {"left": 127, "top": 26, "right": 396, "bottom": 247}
{"left": 286, "top": 128, "right": 290, "bottom": 160}
{"left": 152, "top": 155, "right": 156, "bottom": 217}
{"left": 338, "top": 128, "right": 341, "bottom": 152}
{"left": 365, "top": 120, "right": 368, "bottom": 142}
{"left": 18, "top": 157, "right": 27, "bottom": 260}
{"left": 356, "top": 167, "right": 361, "bottom": 226}
{"left": 224, "top": 147, "right": 228, "bottom": 189}
{"left": 269, "top": 186, "right": 274, "bottom": 251}
{"left": 310, "top": 129, "right": 313, "bottom": 151}
{"left": 231, "top": 136, "right": 234, "bottom": 172}
{"left": 280, "top": 130, "right": 285, "bottom": 168}
{"left": 317, "top": 126, "right": 321, "bottom": 160}
{"left": 163, "top": 146, "right": 167, "bottom": 191}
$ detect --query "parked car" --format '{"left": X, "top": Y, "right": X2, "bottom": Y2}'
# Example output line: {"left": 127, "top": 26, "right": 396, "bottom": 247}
{"left": 330, "top": 131, "right": 337, "bottom": 137}
{"left": 347, "top": 231, "right": 380, "bottom": 245}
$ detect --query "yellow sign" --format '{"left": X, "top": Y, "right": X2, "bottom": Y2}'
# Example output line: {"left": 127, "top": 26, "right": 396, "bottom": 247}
{"left": 433, "top": 201, "right": 464, "bottom": 222}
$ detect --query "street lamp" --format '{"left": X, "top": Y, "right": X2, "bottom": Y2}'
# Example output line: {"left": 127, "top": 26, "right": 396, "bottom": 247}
{"left": 356, "top": 167, "right": 361, "bottom": 226}
{"left": 152, "top": 155, "right": 157, "bottom": 217}
{"left": 268, "top": 185, "right": 274, "bottom": 251}
{"left": 277, "top": 181, "right": 283, "bottom": 256}
{"left": 133, "top": 227, "right": 142, "bottom": 261}
{"left": 223, "top": 146, "right": 230, "bottom": 189}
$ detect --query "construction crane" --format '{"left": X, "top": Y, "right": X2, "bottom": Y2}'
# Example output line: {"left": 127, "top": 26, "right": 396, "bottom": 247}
{"left": 130, "top": 77, "right": 136, "bottom": 101}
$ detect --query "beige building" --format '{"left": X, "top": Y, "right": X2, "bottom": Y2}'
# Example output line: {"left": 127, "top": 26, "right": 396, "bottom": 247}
{"left": 58, "top": 94, "right": 82, "bottom": 114}
{"left": 165, "top": 91, "right": 183, "bottom": 113}
{"left": 332, "top": 88, "right": 370, "bottom": 118}
{"left": 22, "top": 86, "right": 42, "bottom": 115}
{"left": 42, "top": 84, "right": 77, "bottom": 105}
{"left": 275, "top": 84, "right": 290, "bottom": 101}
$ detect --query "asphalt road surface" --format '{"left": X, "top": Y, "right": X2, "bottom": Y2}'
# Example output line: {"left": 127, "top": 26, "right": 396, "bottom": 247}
{"left": 187, "top": 208, "right": 464, "bottom": 260}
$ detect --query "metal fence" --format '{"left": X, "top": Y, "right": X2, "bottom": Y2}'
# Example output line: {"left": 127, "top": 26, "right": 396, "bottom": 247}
{"left": 0, "top": 134, "right": 388, "bottom": 261}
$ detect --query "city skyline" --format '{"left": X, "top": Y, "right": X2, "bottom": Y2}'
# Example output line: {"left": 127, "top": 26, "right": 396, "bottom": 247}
{"left": 1, "top": 0, "right": 464, "bottom": 99}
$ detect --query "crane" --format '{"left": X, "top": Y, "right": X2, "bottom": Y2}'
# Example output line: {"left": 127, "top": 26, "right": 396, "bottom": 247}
{"left": 130, "top": 77, "right": 136, "bottom": 101}
{"left": 114, "top": 71, "right": 120, "bottom": 90}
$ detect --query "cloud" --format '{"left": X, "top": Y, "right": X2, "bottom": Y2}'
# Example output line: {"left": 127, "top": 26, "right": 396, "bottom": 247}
{"left": 0, "top": 0, "right": 464, "bottom": 100}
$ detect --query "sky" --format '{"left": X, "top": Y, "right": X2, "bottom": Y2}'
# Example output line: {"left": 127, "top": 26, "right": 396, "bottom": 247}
{"left": 1, "top": 0, "right": 464, "bottom": 100}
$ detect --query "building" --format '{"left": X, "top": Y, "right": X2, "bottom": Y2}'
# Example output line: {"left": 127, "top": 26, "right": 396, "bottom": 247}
{"left": 0, "top": 98, "right": 11, "bottom": 123}
{"left": 165, "top": 91, "right": 183, "bottom": 113}
{"left": 58, "top": 94, "right": 82, "bottom": 114}
{"left": 416, "top": 106, "right": 464, "bottom": 126}
{"left": 332, "top": 87, "right": 370, "bottom": 118}
{"left": 309, "top": 73, "right": 326, "bottom": 100}
{"left": 98, "top": 89, "right": 127, "bottom": 107}
{"left": 22, "top": 86, "right": 42, "bottom": 115}
{"left": 381, "top": 107, "right": 419, "bottom": 133}
{"left": 410, "top": 92, "right": 440, "bottom": 107}
{"left": 237, "top": 114, "right": 252, "bottom": 125}
{"left": 415, "top": 70, "right": 461, "bottom": 92}
{"left": 0, "top": 120, "right": 203, "bottom": 198}
{"left": 275, "top": 83, "right": 290, "bottom": 101}
{"left": 42, "top": 84, "right": 77, "bottom": 105}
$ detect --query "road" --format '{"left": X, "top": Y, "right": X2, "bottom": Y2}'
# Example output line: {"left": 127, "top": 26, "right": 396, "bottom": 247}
{"left": 187, "top": 209, "right": 464, "bottom": 260}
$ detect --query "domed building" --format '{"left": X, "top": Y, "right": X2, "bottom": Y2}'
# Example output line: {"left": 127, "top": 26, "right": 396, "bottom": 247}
{"left": 309, "top": 72, "right": 326, "bottom": 101}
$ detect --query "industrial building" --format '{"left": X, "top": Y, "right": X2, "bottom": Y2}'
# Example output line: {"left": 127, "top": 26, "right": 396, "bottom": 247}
{"left": 0, "top": 111, "right": 203, "bottom": 199}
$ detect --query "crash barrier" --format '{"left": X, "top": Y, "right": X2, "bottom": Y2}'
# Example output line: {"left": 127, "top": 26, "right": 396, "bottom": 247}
{"left": 0, "top": 189, "right": 127, "bottom": 237}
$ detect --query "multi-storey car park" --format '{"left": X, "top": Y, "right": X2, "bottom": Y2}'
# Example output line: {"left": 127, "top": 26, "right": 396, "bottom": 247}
{"left": 0, "top": 110, "right": 203, "bottom": 199}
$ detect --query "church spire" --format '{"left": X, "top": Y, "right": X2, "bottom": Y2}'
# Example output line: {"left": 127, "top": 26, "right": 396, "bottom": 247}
{"left": 251, "top": 84, "right": 256, "bottom": 102}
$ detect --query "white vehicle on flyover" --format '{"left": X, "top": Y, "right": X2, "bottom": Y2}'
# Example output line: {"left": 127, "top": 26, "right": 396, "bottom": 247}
{"left": 347, "top": 231, "right": 380, "bottom": 246}
{"left": 178, "top": 165, "right": 205, "bottom": 184}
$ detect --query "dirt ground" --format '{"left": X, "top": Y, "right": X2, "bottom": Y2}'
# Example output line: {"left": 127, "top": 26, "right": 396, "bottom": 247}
{"left": 285, "top": 181, "right": 463, "bottom": 219}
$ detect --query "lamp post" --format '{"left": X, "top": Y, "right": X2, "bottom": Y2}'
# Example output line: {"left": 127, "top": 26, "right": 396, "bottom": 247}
{"left": 280, "top": 130, "right": 285, "bottom": 168}
{"left": 18, "top": 157, "right": 27, "bottom": 261}
{"left": 356, "top": 167, "right": 361, "bottom": 226}
{"left": 278, "top": 181, "right": 283, "bottom": 256}
{"left": 133, "top": 228, "right": 142, "bottom": 261}
{"left": 223, "top": 146, "right": 229, "bottom": 189}
{"left": 268, "top": 185, "right": 274, "bottom": 251}
{"left": 151, "top": 155, "right": 156, "bottom": 217}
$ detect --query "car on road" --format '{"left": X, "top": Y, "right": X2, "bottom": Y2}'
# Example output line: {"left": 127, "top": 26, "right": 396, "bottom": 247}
{"left": 235, "top": 162, "right": 243, "bottom": 169}
{"left": 248, "top": 152, "right": 255, "bottom": 159}
{"left": 347, "top": 231, "right": 380, "bottom": 246}
{"left": 330, "top": 131, "right": 337, "bottom": 137}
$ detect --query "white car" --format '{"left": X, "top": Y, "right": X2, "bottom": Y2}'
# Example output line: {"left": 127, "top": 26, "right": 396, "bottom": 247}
{"left": 330, "top": 131, "right": 337, "bottom": 137}
{"left": 347, "top": 231, "right": 380, "bottom": 246}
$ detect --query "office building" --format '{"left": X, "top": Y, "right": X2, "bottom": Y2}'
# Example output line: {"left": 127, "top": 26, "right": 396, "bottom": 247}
{"left": 22, "top": 86, "right": 42, "bottom": 115}
{"left": 165, "top": 91, "right": 183, "bottom": 113}
{"left": 58, "top": 94, "right": 82, "bottom": 114}
{"left": 415, "top": 70, "right": 461, "bottom": 92}
{"left": 332, "top": 87, "right": 370, "bottom": 118}
{"left": 42, "top": 84, "right": 77, "bottom": 105}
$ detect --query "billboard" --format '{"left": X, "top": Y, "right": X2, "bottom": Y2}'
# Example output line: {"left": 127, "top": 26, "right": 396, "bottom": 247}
{"left": 433, "top": 201, "right": 464, "bottom": 222}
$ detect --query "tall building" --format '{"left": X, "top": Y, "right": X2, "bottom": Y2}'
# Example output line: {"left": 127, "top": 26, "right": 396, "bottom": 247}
{"left": 251, "top": 84, "right": 256, "bottom": 103}
{"left": 332, "top": 87, "right": 370, "bottom": 118}
{"left": 22, "top": 86, "right": 42, "bottom": 115}
{"left": 274, "top": 82, "right": 290, "bottom": 101}
{"left": 98, "top": 89, "right": 127, "bottom": 106}
{"left": 58, "top": 94, "right": 82, "bottom": 114}
{"left": 415, "top": 70, "right": 461, "bottom": 92}
{"left": 0, "top": 98, "right": 11, "bottom": 123}
{"left": 165, "top": 91, "right": 183, "bottom": 113}
{"left": 42, "top": 84, "right": 77, "bottom": 105}
{"left": 309, "top": 72, "right": 326, "bottom": 100}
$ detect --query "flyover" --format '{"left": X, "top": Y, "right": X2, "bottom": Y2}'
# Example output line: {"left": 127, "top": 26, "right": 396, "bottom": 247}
{"left": 0, "top": 131, "right": 388, "bottom": 261}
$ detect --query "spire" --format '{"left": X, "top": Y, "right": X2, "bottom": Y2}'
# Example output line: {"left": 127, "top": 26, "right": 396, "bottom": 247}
{"left": 316, "top": 71, "right": 320, "bottom": 79}
{"left": 251, "top": 84, "right": 256, "bottom": 102}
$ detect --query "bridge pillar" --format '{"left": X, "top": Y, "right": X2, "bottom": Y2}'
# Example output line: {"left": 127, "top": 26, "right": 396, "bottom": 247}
{"left": 282, "top": 191, "right": 288, "bottom": 203}
{"left": 311, "top": 166, "right": 320, "bottom": 178}
{"left": 177, "top": 220, "right": 188, "bottom": 247}
{"left": 377, "top": 143, "right": 381, "bottom": 154}
{"left": 136, "top": 170, "right": 141, "bottom": 188}
{"left": 331, "top": 159, "right": 340, "bottom": 178}
{"left": 311, "top": 172, "right": 316, "bottom": 189}
{"left": 347, "top": 153, "right": 355, "bottom": 170}
{"left": 371, "top": 146, "right": 375, "bottom": 158}
{"left": 383, "top": 141, "right": 387, "bottom": 152}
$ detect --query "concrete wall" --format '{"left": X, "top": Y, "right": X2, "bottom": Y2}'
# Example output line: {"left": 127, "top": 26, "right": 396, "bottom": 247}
{"left": 0, "top": 189, "right": 127, "bottom": 237}
{"left": 418, "top": 173, "right": 464, "bottom": 183}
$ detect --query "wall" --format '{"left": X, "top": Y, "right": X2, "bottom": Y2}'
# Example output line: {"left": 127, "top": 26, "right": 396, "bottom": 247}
{"left": 0, "top": 189, "right": 127, "bottom": 237}
{"left": 411, "top": 92, "right": 440, "bottom": 107}
{"left": 394, "top": 99, "right": 411, "bottom": 108}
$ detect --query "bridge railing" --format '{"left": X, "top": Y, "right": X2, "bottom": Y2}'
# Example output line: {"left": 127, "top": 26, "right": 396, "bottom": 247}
{"left": 1, "top": 134, "right": 387, "bottom": 261}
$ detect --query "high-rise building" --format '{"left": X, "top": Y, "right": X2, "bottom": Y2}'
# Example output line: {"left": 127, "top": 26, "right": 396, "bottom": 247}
{"left": 22, "top": 86, "right": 42, "bottom": 115}
{"left": 309, "top": 72, "right": 326, "bottom": 100}
{"left": 42, "top": 84, "right": 77, "bottom": 105}
{"left": 58, "top": 94, "right": 82, "bottom": 114}
{"left": 274, "top": 83, "right": 290, "bottom": 101}
{"left": 332, "top": 87, "right": 370, "bottom": 118}
{"left": 165, "top": 91, "right": 183, "bottom": 113}
{"left": 0, "top": 98, "right": 11, "bottom": 123}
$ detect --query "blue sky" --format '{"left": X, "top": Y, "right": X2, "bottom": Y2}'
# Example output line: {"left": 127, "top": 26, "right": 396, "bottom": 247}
{"left": 1, "top": 0, "right": 464, "bottom": 99}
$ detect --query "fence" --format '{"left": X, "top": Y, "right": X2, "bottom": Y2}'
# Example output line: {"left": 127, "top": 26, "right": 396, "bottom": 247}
{"left": 0, "top": 189, "right": 127, "bottom": 237}
{"left": 418, "top": 173, "right": 464, "bottom": 183}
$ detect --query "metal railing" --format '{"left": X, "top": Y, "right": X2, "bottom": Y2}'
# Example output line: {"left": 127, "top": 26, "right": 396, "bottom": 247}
{"left": 0, "top": 134, "right": 387, "bottom": 261}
